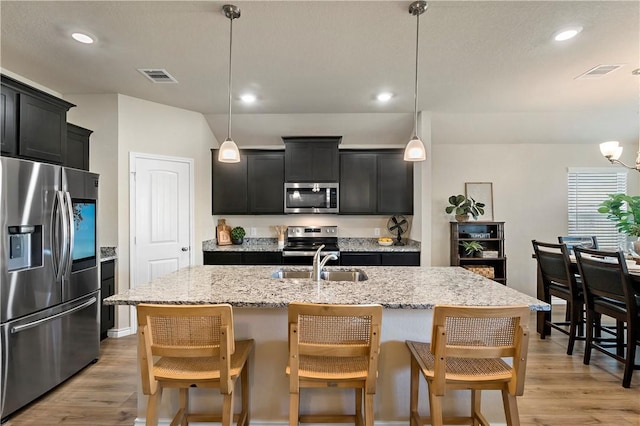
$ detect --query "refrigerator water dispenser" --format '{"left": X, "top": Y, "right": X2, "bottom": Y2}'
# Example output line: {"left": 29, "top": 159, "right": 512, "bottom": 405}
{"left": 7, "top": 225, "right": 42, "bottom": 271}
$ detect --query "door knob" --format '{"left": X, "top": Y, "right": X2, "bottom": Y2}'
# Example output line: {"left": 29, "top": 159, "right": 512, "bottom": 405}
{"left": 181, "top": 247, "right": 189, "bottom": 252}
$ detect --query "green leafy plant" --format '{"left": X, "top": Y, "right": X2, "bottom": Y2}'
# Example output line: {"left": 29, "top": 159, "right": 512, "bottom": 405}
{"left": 460, "top": 241, "right": 484, "bottom": 257}
{"left": 598, "top": 193, "right": 640, "bottom": 237}
{"left": 231, "top": 226, "right": 246, "bottom": 240}
{"left": 445, "top": 195, "right": 485, "bottom": 220}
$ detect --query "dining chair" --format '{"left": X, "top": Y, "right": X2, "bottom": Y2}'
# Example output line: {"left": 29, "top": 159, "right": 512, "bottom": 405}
{"left": 136, "top": 303, "right": 254, "bottom": 426}
{"left": 574, "top": 247, "right": 639, "bottom": 388}
{"left": 532, "top": 240, "right": 585, "bottom": 355}
{"left": 287, "top": 302, "right": 383, "bottom": 426}
{"left": 558, "top": 235, "right": 598, "bottom": 255}
{"left": 406, "top": 305, "right": 530, "bottom": 426}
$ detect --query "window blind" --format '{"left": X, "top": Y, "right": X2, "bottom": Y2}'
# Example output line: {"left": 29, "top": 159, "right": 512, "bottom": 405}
{"left": 567, "top": 170, "right": 627, "bottom": 250}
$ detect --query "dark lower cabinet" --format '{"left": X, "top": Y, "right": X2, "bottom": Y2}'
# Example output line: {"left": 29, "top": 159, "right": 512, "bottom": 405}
{"left": 100, "top": 260, "right": 116, "bottom": 340}
{"left": 203, "top": 251, "right": 282, "bottom": 265}
{"left": 340, "top": 252, "right": 420, "bottom": 266}
{"left": 66, "top": 123, "right": 92, "bottom": 170}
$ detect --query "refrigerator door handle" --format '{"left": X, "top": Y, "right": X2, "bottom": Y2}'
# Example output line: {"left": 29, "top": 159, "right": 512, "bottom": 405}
{"left": 64, "top": 191, "right": 74, "bottom": 277}
{"left": 52, "top": 190, "right": 67, "bottom": 282}
{"left": 58, "top": 190, "right": 70, "bottom": 279}
{"left": 9, "top": 297, "right": 97, "bottom": 334}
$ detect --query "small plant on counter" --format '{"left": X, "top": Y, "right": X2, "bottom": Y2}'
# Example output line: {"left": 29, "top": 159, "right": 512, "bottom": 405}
{"left": 231, "top": 226, "right": 246, "bottom": 244}
{"left": 445, "top": 195, "right": 485, "bottom": 221}
{"left": 460, "top": 241, "right": 484, "bottom": 257}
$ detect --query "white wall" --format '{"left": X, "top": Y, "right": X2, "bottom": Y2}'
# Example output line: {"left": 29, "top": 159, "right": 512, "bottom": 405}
{"left": 66, "top": 94, "right": 119, "bottom": 247}
{"left": 431, "top": 142, "right": 640, "bottom": 297}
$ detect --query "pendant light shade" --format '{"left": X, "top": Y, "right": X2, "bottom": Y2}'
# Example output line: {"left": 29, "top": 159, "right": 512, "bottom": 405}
{"left": 599, "top": 140, "right": 640, "bottom": 172}
{"left": 404, "top": 1, "right": 428, "bottom": 162}
{"left": 218, "top": 4, "right": 241, "bottom": 164}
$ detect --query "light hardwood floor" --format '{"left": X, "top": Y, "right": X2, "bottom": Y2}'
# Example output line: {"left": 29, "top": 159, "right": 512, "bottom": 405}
{"left": 4, "top": 312, "right": 639, "bottom": 425}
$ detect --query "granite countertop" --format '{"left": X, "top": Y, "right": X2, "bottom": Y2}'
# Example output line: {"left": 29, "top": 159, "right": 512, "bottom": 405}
{"left": 100, "top": 247, "right": 117, "bottom": 262}
{"left": 201, "top": 238, "right": 420, "bottom": 253}
{"left": 104, "top": 265, "right": 548, "bottom": 310}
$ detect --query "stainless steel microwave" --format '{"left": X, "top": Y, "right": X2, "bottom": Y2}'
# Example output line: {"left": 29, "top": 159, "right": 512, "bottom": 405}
{"left": 284, "top": 183, "right": 339, "bottom": 214}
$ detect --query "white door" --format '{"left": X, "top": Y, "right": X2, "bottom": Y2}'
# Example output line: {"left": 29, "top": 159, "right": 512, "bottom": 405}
{"left": 130, "top": 153, "right": 193, "bottom": 288}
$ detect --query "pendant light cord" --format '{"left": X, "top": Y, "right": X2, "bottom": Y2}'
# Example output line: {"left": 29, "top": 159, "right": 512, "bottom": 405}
{"left": 413, "top": 10, "right": 420, "bottom": 138}
{"left": 227, "top": 16, "right": 234, "bottom": 140}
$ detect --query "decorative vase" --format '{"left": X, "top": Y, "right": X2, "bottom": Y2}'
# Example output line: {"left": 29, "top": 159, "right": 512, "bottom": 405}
{"left": 455, "top": 214, "right": 469, "bottom": 222}
{"left": 632, "top": 238, "right": 640, "bottom": 257}
{"left": 232, "top": 237, "right": 243, "bottom": 245}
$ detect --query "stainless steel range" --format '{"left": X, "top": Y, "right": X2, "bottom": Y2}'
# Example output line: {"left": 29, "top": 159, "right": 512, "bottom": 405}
{"left": 282, "top": 226, "right": 340, "bottom": 262}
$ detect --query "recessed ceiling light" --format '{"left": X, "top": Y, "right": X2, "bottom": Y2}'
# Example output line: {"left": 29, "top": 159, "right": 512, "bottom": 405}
{"left": 377, "top": 92, "right": 393, "bottom": 102}
{"left": 240, "top": 94, "right": 256, "bottom": 103}
{"left": 553, "top": 26, "right": 583, "bottom": 42}
{"left": 71, "top": 32, "right": 94, "bottom": 44}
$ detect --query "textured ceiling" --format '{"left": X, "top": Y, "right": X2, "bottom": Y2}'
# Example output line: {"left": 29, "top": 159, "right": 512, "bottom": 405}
{"left": 1, "top": 1, "right": 638, "bottom": 147}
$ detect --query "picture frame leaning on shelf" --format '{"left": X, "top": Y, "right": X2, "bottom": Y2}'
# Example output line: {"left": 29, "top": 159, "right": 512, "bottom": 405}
{"left": 465, "top": 182, "right": 494, "bottom": 221}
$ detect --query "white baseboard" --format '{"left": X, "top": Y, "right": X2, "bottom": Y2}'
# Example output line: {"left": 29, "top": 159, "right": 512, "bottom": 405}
{"left": 107, "top": 327, "right": 134, "bottom": 338}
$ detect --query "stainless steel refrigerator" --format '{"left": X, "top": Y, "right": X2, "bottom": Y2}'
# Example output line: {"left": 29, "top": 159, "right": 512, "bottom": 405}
{"left": 0, "top": 157, "right": 100, "bottom": 422}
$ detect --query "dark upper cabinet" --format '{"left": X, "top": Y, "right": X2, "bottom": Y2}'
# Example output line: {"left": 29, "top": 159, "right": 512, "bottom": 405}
{"left": 1, "top": 85, "right": 17, "bottom": 156}
{"left": 340, "top": 152, "right": 377, "bottom": 214}
{"left": 66, "top": 123, "right": 92, "bottom": 170}
{"left": 339, "top": 149, "right": 414, "bottom": 215}
{"left": 377, "top": 152, "right": 413, "bottom": 215}
{"left": 248, "top": 153, "right": 284, "bottom": 213}
{"left": 1, "top": 75, "right": 75, "bottom": 165}
{"left": 212, "top": 150, "right": 248, "bottom": 214}
{"left": 212, "top": 149, "right": 284, "bottom": 214}
{"left": 283, "top": 136, "right": 341, "bottom": 182}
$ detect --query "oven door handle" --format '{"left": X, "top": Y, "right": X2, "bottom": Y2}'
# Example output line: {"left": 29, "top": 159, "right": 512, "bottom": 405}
{"left": 282, "top": 251, "right": 340, "bottom": 257}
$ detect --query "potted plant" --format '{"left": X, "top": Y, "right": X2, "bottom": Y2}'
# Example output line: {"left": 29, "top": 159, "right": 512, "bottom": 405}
{"left": 231, "top": 226, "right": 246, "bottom": 245}
{"left": 446, "top": 194, "right": 485, "bottom": 221}
{"left": 460, "top": 241, "right": 484, "bottom": 257}
{"left": 598, "top": 193, "right": 640, "bottom": 253}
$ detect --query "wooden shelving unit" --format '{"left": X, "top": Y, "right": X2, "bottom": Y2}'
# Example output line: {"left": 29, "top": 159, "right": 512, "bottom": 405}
{"left": 450, "top": 221, "right": 506, "bottom": 285}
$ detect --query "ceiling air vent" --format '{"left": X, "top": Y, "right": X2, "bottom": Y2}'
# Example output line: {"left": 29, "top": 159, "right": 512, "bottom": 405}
{"left": 137, "top": 68, "right": 178, "bottom": 83}
{"left": 575, "top": 64, "right": 624, "bottom": 79}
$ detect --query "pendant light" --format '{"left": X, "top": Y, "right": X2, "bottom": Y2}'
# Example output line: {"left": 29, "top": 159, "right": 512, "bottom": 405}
{"left": 404, "top": 1, "right": 428, "bottom": 162}
{"left": 599, "top": 140, "right": 640, "bottom": 172}
{"left": 218, "top": 4, "right": 241, "bottom": 163}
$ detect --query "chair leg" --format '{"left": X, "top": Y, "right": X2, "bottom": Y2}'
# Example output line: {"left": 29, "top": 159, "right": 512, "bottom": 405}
{"left": 584, "top": 310, "right": 593, "bottom": 365}
{"left": 567, "top": 301, "right": 582, "bottom": 355}
{"left": 146, "top": 387, "right": 163, "bottom": 426}
{"left": 409, "top": 356, "right": 420, "bottom": 426}
{"left": 241, "top": 361, "right": 250, "bottom": 426}
{"left": 289, "top": 392, "right": 299, "bottom": 426}
{"left": 471, "top": 389, "right": 482, "bottom": 426}
{"left": 622, "top": 323, "right": 637, "bottom": 388}
{"left": 179, "top": 388, "right": 188, "bottom": 426}
{"left": 501, "top": 389, "right": 520, "bottom": 426}
{"left": 222, "top": 391, "right": 233, "bottom": 426}
{"left": 427, "top": 382, "right": 443, "bottom": 426}
{"left": 616, "top": 320, "right": 625, "bottom": 357}
{"left": 355, "top": 388, "right": 363, "bottom": 426}
{"left": 364, "top": 392, "right": 374, "bottom": 426}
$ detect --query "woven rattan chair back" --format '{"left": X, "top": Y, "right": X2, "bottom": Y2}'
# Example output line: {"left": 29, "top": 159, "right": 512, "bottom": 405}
{"left": 136, "top": 303, "right": 254, "bottom": 426}
{"left": 573, "top": 247, "right": 639, "bottom": 388}
{"left": 406, "top": 305, "right": 530, "bottom": 426}
{"left": 287, "top": 302, "right": 383, "bottom": 426}
{"left": 532, "top": 240, "right": 584, "bottom": 354}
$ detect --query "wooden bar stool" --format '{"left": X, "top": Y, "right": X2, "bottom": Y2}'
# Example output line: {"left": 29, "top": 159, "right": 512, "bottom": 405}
{"left": 406, "top": 305, "right": 530, "bottom": 426}
{"left": 286, "top": 302, "right": 383, "bottom": 426}
{"left": 136, "top": 303, "right": 254, "bottom": 426}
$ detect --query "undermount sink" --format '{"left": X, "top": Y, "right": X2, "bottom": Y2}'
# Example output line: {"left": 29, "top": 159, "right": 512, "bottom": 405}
{"left": 320, "top": 270, "right": 368, "bottom": 282}
{"left": 271, "top": 269, "right": 368, "bottom": 282}
{"left": 271, "top": 270, "right": 313, "bottom": 279}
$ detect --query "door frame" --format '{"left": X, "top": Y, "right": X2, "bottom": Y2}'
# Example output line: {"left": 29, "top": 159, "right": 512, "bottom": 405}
{"left": 128, "top": 152, "right": 195, "bottom": 332}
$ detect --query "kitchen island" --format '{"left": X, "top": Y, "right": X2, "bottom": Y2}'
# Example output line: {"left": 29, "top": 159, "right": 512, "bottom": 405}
{"left": 105, "top": 265, "right": 548, "bottom": 426}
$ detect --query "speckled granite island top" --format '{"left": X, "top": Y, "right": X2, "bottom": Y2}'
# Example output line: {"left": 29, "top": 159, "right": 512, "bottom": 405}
{"left": 104, "top": 265, "right": 548, "bottom": 310}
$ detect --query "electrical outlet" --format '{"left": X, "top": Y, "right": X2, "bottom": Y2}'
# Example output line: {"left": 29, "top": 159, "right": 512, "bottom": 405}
{"left": 250, "top": 227, "right": 257, "bottom": 236}
{"left": 374, "top": 228, "right": 380, "bottom": 236}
